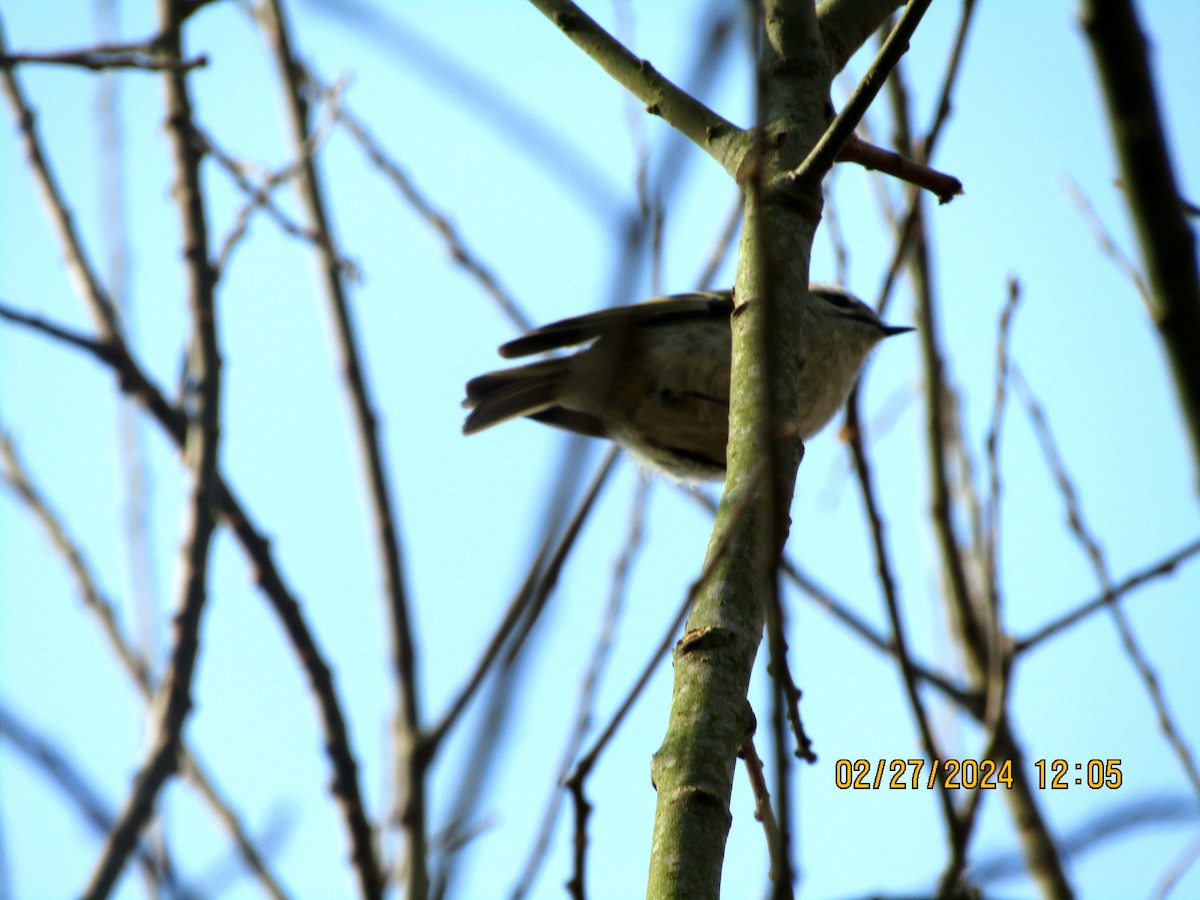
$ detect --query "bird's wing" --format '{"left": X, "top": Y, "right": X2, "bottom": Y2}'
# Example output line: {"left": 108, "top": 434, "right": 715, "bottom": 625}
{"left": 498, "top": 290, "right": 733, "bottom": 359}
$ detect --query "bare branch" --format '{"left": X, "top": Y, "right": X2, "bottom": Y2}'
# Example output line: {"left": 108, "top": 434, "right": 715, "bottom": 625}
{"left": 1015, "top": 536, "right": 1200, "bottom": 653}
{"left": 258, "top": 2, "right": 420, "bottom": 894}
{"left": 84, "top": 0, "right": 223, "bottom": 890}
{"left": 512, "top": 471, "right": 650, "bottom": 898}
{"left": 0, "top": 422, "right": 288, "bottom": 899}
{"left": 424, "top": 447, "right": 621, "bottom": 757}
{"left": 845, "top": 393, "right": 961, "bottom": 841}
{"left": 0, "top": 38, "right": 206, "bottom": 73}
{"left": 1081, "top": 0, "right": 1200, "bottom": 488}
{"left": 1011, "top": 365, "right": 1200, "bottom": 801}
{"left": 523, "top": 0, "right": 746, "bottom": 177}
{"left": 322, "top": 75, "right": 535, "bottom": 332}
{"left": 1062, "top": 174, "right": 1153, "bottom": 310}
{"left": 1, "top": 41, "right": 379, "bottom": 895}
{"left": 781, "top": 0, "right": 938, "bottom": 196}
{"left": 738, "top": 736, "right": 782, "bottom": 882}
{"left": 0, "top": 701, "right": 175, "bottom": 893}
{"left": 836, "top": 132, "right": 962, "bottom": 202}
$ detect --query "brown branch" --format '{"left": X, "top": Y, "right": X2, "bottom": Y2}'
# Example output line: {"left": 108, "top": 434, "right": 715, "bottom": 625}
{"left": 565, "top": 464, "right": 764, "bottom": 899}
{"left": 0, "top": 38, "right": 206, "bottom": 73}
{"left": 857, "top": 0, "right": 979, "bottom": 316}
{"left": 867, "top": 20, "right": 1071, "bottom": 892}
{"left": 979, "top": 279, "right": 1021, "bottom": 719}
{"left": 1081, "top": 0, "right": 1200, "bottom": 490}
{"left": 429, "top": 447, "right": 623, "bottom": 898}
{"left": 0, "top": 43, "right": 379, "bottom": 894}
{"left": 940, "top": 280, "right": 1023, "bottom": 895}
{"left": 845, "top": 393, "right": 961, "bottom": 844}
{"left": 0, "top": 423, "right": 288, "bottom": 899}
{"left": 1062, "top": 174, "right": 1153, "bottom": 312}
{"left": 738, "top": 736, "right": 783, "bottom": 882}
{"left": 837, "top": 132, "right": 962, "bottom": 203}
{"left": 424, "top": 447, "right": 621, "bottom": 757}
{"left": 1011, "top": 365, "right": 1200, "bottom": 802}
{"left": 902, "top": 107, "right": 986, "bottom": 692}
{"left": 0, "top": 422, "right": 152, "bottom": 692}
{"left": 0, "top": 302, "right": 122, "bottom": 364}
{"left": 322, "top": 75, "right": 535, "bottom": 333}
{"left": 523, "top": 0, "right": 746, "bottom": 178}
{"left": 512, "top": 470, "right": 649, "bottom": 898}
{"left": 258, "top": 3, "right": 419, "bottom": 896}
{"left": 0, "top": 701, "right": 174, "bottom": 892}
{"left": 766, "top": 641, "right": 816, "bottom": 764}
{"left": 922, "top": 0, "right": 978, "bottom": 157}
{"left": 683, "top": 486, "right": 979, "bottom": 713}
{"left": 1015, "top": 536, "right": 1200, "bottom": 653}
{"left": 785, "top": 557, "right": 976, "bottom": 707}
{"left": 779, "top": 0, "right": 936, "bottom": 196}
{"left": 200, "top": 124, "right": 359, "bottom": 280}
{"left": 0, "top": 30, "right": 121, "bottom": 340}
{"left": 84, "top": 0, "right": 222, "bottom": 892}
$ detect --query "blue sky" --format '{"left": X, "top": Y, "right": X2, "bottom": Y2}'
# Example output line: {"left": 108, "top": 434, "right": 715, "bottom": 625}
{"left": 2, "top": 1, "right": 1199, "bottom": 897}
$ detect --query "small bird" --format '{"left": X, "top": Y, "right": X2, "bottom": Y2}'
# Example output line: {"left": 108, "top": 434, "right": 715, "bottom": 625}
{"left": 462, "top": 285, "right": 912, "bottom": 481}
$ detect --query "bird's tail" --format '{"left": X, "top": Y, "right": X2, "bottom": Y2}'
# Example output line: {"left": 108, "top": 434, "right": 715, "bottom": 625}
{"left": 461, "top": 358, "right": 572, "bottom": 435}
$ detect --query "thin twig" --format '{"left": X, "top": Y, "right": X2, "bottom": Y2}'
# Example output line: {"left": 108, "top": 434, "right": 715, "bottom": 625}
{"left": 1154, "top": 832, "right": 1200, "bottom": 899}
{"left": 1015, "top": 536, "right": 1200, "bottom": 653}
{"left": 511, "top": 472, "right": 650, "bottom": 898}
{"left": 2, "top": 312, "right": 366, "bottom": 900}
{"left": 564, "top": 463, "right": 766, "bottom": 899}
{"left": 0, "top": 423, "right": 288, "bottom": 898}
{"left": 1, "top": 48, "right": 378, "bottom": 895}
{"left": 780, "top": 0, "right": 937, "bottom": 195}
{"left": 941, "top": 280, "right": 1020, "bottom": 897}
{"left": 738, "top": 736, "right": 782, "bottom": 881}
{"left": 845, "top": 394, "right": 961, "bottom": 843}
{"left": 980, "top": 278, "right": 1021, "bottom": 725}
{"left": 1062, "top": 174, "right": 1153, "bottom": 312}
{"left": 922, "top": 0, "right": 978, "bottom": 156}
{"left": 683, "top": 485, "right": 978, "bottom": 712}
{"left": 0, "top": 702, "right": 181, "bottom": 896}
{"left": 424, "top": 447, "right": 621, "bottom": 757}
{"left": 201, "top": 124, "right": 358, "bottom": 280}
{"left": 0, "top": 39, "right": 206, "bottom": 73}
{"left": 259, "top": 2, "right": 418, "bottom": 894}
{"left": 430, "top": 448, "right": 622, "bottom": 900}
{"left": 1012, "top": 365, "right": 1200, "bottom": 801}
{"left": 85, "top": 0, "right": 223, "bottom": 890}
{"left": 523, "top": 0, "right": 745, "bottom": 177}
{"left": 0, "top": 33, "right": 121, "bottom": 339}
{"left": 836, "top": 133, "right": 962, "bottom": 202}
{"left": 321, "top": 74, "right": 534, "bottom": 333}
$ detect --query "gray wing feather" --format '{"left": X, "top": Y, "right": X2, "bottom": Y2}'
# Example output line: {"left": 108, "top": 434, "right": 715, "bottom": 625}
{"left": 498, "top": 291, "right": 732, "bottom": 358}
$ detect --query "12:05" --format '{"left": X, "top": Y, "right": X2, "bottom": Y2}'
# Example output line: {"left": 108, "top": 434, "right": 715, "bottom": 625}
{"left": 1034, "top": 758, "right": 1123, "bottom": 789}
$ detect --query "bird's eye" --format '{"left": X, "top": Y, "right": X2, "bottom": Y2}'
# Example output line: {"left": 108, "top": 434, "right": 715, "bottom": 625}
{"left": 819, "top": 291, "right": 855, "bottom": 311}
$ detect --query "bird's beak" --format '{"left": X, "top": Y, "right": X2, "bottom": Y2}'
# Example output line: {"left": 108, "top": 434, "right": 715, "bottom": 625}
{"left": 883, "top": 325, "right": 916, "bottom": 337}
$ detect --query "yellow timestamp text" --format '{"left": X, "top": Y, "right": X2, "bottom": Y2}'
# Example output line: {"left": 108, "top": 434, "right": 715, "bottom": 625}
{"left": 1033, "top": 758, "right": 1123, "bottom": 789}
{"left": 834, "top": 758, "right": 1013, "bottom": 790}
